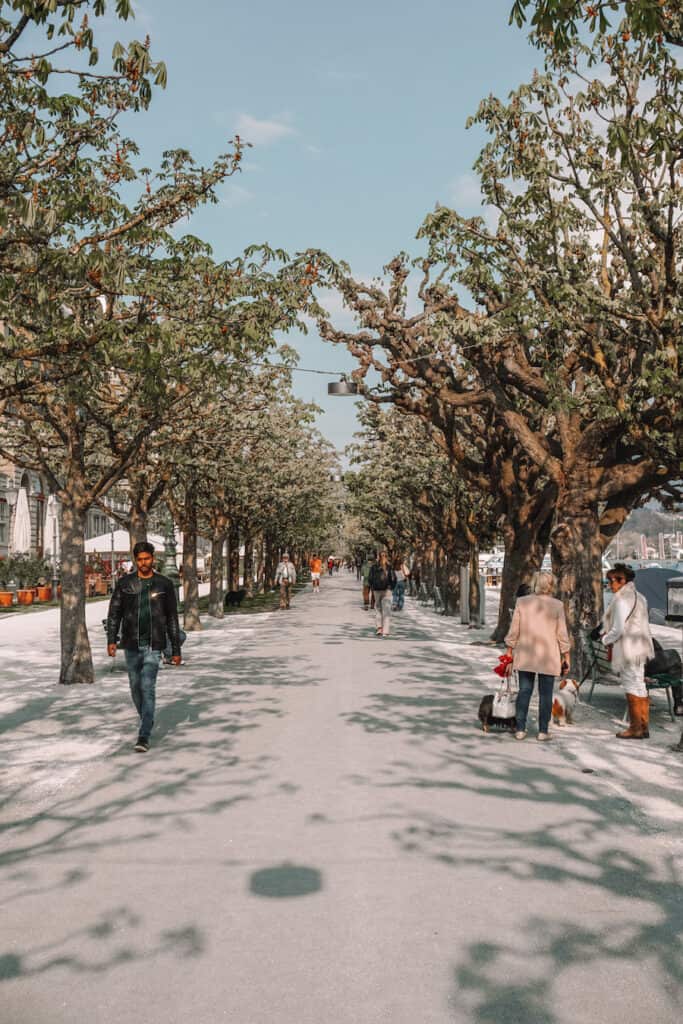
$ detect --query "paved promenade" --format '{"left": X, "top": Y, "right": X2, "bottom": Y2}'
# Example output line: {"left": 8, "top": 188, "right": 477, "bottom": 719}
{"left": 1, "top": 576, "right": 682, "bottom": 1024}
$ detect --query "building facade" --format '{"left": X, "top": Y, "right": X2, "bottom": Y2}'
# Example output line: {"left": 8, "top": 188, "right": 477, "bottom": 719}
{"left": 0, "top": 459, "right": 129, "bottom": 562}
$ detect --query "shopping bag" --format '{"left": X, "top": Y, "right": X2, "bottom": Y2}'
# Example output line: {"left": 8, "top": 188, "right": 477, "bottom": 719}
{"left": 492, "top": 675, "right": 518, "bottom": 718}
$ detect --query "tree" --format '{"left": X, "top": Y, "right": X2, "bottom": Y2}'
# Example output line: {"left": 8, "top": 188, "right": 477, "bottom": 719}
{"left": 315, "top": 29, "right": 682, "bottom": 660}
{"left": 438, "top": 29, "right": 683, "bottom": 653}
{"left": 510, "top": 1, "right": 683, "bottom": 49}
{"left": 315, "top": 255, "right": 555, "bottom": 637}
{"left": 1, "top": 233, "right": 314, "bottom": 682}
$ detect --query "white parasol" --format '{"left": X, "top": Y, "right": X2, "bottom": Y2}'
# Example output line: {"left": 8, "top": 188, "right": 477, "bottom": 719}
{"left": 11, "top": 487, "right": 31, "bottom": 553}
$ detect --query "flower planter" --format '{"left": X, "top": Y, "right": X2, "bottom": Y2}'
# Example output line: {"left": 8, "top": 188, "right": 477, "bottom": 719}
{"left": 0, "top": 591, "right": 13, "bottom": 608}
{"left": 16, "top": 589, "right": 34, "bottom": 606}
{"left": 37, "top": 586, "right": 53, "bottom": 602}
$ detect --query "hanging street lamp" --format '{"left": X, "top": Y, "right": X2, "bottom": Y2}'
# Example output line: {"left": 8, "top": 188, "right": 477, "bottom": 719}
{"left": 327, "top": 376, "right": 361, "bottom": 397}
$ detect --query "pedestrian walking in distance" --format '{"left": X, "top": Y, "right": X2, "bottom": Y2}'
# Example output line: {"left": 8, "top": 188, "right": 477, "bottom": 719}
{"left": 309, "top": 553, "right": 322, "bottom": 593}
{"left": 504, "top": 571, "right": 570, "bottom": 741}
{"left": 601, "top": 563, "right": 654, "bottom": 739}
{"left": 106, "top": 540, "right": 182, "bottom": 753}
{"left": 361, "top": 553, "right": 375, "bottom": 611}
{"left": 276, "top": 552, "right": 297, "bottom": 609}
{"left": 392, "top": 558, "right": 408, "bottom": 611}
{"left": 369, "top": 551, "right": 397, "bottom": 637}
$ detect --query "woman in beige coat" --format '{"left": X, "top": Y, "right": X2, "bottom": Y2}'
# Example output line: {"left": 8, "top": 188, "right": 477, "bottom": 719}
{"left": 505, "top": 572, "right": 571, "bottom": 741}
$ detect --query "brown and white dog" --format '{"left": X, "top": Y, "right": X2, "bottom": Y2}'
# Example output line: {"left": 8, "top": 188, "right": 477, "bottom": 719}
{"left": 551, "top": 678, "right": 582, "bottom": 726}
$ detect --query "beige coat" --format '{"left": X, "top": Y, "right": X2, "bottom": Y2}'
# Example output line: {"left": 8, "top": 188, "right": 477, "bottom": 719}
{"left": 505, "top": 594, "right": 570, "bottom": 676}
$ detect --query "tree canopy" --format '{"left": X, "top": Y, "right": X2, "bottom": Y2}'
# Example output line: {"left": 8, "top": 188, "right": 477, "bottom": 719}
{"left": 510, "top": 1, "right": 683, "bottom": 49}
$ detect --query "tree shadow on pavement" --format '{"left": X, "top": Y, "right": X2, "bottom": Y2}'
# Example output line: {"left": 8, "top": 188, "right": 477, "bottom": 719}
{"left": 0, "top": 635, "right": 315, "bottom": 887}
{"left": 0, "top": 905, "right": 205, "bottom": 984}
{"left": 336, "top": 633, "right": 683, "bottom": 1021}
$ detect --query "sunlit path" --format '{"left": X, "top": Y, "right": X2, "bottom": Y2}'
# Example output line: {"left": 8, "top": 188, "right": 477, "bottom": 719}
{"left": 1, "top": 576, "right": 681, "bottom": 1024}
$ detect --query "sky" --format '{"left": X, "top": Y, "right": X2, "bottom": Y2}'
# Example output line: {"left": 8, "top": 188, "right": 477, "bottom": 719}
{"left": 91, "top": 0, "right": 544, "bottom": 455}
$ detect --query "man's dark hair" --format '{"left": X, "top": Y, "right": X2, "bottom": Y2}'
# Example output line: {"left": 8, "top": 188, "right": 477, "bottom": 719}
{"left": 607, "top": 562, "right": 636, "bottom": 583}
{"left": 133, "top": 541, "right": 155, "bottom": 558}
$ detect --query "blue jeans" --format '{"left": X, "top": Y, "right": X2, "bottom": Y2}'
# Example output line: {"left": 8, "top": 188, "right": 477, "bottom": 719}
{"left": 516, "top": 671, "right": 555, "bottom": 733}
{"left": 393, "top": 581, "right": 405, "bottom": 610}
{"left": 125, "top": 646, "right": 162, "bottom": 740}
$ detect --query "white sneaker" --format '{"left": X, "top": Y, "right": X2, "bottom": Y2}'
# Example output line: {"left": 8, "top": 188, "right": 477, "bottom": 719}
{"left": 514, "top": 731, "right": 527, "bottom": 740}
{"left": 537, "top": 732, "right": 551, "bottom": 742}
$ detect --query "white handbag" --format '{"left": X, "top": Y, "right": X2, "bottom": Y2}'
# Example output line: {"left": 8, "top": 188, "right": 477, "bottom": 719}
{"left": 492, "top": 673, "right": 518, "bottom": 718}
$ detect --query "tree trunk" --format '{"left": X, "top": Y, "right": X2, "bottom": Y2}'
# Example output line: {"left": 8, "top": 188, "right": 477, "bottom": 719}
{"left": 182, "top": 487, "right": 201, "bottom": 631}
{"left": 264, "top": 533, "right": 277, "bottom": 591}
{"left": 208, "top": 532, "right": 225, "bottom": 618}
{"left": 490, "top": 509, "right": 553, "bottom": 643}
{"left": 128, "top": 501, "right": 148, "bottom": 550}
{"left": 255, "top": 533, "right": 265, "bottom": 593}
{"left": 228, "top": 523, "right": 240, "bottom": 592}
{"left": 551, "top": 498, "right": 604, "bottom": 673}
{"left": 444, "top": 557, "right": 460, "bottom": 615}
{"left": 59, "top": 501, "right": 93, "bottom": 685}
{"left": 469, "top": 545, "right": 481, "bottom": 624}
{"left": 422, "top": 542, "right": 437, "bottom": 591}
{"left": 243, "top": 531, "right": 254, "bottom": 597}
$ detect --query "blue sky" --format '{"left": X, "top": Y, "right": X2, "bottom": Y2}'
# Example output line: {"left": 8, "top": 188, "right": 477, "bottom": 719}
{"left": 95, "top": 0, "right": 543, "bottom": 453}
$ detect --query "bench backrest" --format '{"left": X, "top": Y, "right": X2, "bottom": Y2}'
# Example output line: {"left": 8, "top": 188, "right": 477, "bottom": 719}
{"left": 586, "top": 633, "right": 622, "bottom": 686}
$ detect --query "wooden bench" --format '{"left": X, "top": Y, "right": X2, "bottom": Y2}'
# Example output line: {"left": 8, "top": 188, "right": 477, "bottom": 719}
{"left": 584, "top": 632, "right": 677, "bottom": 722}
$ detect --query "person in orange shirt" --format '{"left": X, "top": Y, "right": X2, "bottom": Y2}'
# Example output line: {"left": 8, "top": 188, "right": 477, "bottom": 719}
{"left": 309, "top": 554, "right": 322, "bottom": 592}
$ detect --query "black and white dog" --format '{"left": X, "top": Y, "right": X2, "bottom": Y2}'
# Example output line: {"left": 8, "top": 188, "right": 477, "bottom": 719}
{"left": 478, "top": 694, "right": 517, "bottom": 734}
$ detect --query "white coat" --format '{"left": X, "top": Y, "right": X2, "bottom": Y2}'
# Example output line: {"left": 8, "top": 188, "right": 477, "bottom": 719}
{"left": 601, "top": 581, "right": 653, "bottom": 670}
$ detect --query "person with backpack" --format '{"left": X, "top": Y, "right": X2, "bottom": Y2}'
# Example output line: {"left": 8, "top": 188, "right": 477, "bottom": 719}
{"left": 368, "top": 551, "right": 397, "bottom": 637}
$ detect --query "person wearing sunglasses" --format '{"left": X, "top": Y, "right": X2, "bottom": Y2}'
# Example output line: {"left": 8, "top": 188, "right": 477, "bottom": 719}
{"left": 602, "top": 563, "right": 654, "bottom": 739}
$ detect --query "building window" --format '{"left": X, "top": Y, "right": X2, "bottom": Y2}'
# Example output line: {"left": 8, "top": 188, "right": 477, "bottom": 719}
{"left": 35, "top": 495, "right": 45, "bottom": 556}
{"left": 0, "top": 499, "right": 7, "bottom": 546}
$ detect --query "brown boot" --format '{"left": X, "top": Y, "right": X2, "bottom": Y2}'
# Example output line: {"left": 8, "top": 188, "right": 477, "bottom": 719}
{"left": 616, "top": 694, "right": 649, "bottom": 739}
{"left": 638, "top": 695, "right": 650, "bottom": 739}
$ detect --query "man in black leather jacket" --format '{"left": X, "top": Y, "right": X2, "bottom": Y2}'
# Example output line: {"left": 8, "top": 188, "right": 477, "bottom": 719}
{"left": 106, "top": 541, "right": 181, "bottom": 752}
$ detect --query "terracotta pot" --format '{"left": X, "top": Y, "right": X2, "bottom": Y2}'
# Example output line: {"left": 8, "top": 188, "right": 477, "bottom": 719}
{"left": 37, "top": 586, "right": 52, "bottom": 602}
{"left": 16, "top": 589, "right": 34, "bottom": 606}
{"left": 0, "top": 591, "right": 13, "bottom": 607}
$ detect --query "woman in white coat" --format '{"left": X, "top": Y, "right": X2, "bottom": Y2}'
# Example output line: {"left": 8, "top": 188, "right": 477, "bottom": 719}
{"left": 601, "top": 563, "right": 654, "bottom": 739}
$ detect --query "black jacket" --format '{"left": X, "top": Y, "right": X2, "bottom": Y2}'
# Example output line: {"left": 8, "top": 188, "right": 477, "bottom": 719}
{"left": 106, "top": 571, "right": 181, "bottom": 655}
{"left": 368, "top": 564, "right": 397, "bottom": 591}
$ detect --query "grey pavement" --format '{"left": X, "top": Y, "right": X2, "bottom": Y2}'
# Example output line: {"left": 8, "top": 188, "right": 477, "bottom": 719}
{"left": 0, "top": 576, "right": 682, "bottom": 1024}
